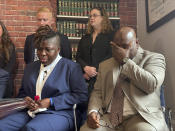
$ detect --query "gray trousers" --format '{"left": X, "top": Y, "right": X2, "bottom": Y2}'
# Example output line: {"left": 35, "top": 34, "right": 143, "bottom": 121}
{"left": 80, "top": 114, "right": 157, "bottom": 131}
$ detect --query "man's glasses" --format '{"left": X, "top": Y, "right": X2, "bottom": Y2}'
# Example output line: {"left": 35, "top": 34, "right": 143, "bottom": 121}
{"left": 89, "top": 14, "right": 101, "bottom": 18}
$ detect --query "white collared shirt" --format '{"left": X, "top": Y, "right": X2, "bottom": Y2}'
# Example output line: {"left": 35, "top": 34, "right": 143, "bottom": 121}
{"left": 34, "top": 49, "right": 39, "bottom": 62}
{"left": 36, "top": 53, "right": 62, "bottom": 98}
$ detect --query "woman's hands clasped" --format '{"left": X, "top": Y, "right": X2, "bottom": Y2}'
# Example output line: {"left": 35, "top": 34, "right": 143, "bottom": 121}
{"left": 24, "top": 96, "right": 50, "bottom": 111}
{"left": 84, "top": 66, "right": 98, "bottom": 80}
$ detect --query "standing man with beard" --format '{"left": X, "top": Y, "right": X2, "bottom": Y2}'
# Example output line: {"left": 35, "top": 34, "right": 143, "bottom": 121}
{"left": 24, "top": 7, "right": 72, "bottom": 64}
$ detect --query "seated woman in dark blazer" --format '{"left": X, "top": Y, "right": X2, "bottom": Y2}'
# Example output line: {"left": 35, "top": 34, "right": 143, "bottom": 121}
{"left": 0, "top": 20, "right": 16, "bottom": 98}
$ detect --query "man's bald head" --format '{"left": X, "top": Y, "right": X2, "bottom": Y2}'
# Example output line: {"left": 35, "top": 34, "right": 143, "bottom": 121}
{"left": 114, "top": 27, "right": 136, "bottom": 45}
{"left": 113, "top": 27, "right": 139, "bottom": 59}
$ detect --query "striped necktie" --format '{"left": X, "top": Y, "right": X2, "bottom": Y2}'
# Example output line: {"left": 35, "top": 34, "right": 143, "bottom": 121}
{"left": 110, "top": 76, "right": 124, "bottom": 127}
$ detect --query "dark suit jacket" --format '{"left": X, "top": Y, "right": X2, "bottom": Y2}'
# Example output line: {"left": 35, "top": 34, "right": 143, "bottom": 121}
{"left": 24, "top": 33, "right": 72, "bottom": 64}
{"left": 18, "top": 58, "right": 88, "bottom": 118}
{"left": 0, "top": 68, "right": 9, "bottom": 98}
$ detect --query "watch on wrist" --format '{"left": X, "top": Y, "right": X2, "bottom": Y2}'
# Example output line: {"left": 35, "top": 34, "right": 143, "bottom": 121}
{"left": 122, "top": 57, "right": 129, "bottom": 64}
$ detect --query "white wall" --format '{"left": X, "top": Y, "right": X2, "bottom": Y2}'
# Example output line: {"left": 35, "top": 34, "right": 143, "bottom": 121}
{"left": 137, "top": 0, "right": 175, "bottom": 113}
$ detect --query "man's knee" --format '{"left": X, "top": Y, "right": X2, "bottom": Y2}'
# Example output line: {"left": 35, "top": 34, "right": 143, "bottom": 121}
{"left": 80, "top": 122, "right": 91, "bottom": 131}
{"left": 124, "top": 115, "right": 156, "bottom": 131}
{"left": 80, "top": 121, "right": 98, "bottom": 131}
{"left": 23, "top": 123, "right": 37, "bottom": 131}
{"left": 80, "top": 121, "right": 112, "bottom": 131}
{"left": 0, "top": 121, "right": 20, "bottom": 131}
{"left": 125, "top": 122, "right": 156, "bottom": 131}
{"left": 0, "top": 122, "right": 6, "bottom": 131}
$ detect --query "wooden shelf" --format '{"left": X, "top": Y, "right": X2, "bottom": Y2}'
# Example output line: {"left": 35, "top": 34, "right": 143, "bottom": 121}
{"left": 57, "top": 15, "right": 120, "bottom": 20}
{"left": 57, "top": 15, "right": 88, "bottom": 19}
{"left": 109, "top": 17, "right": 120, "bottom": 20}
{"left": 68, "top": 37, "right": 81, "bottom": 40}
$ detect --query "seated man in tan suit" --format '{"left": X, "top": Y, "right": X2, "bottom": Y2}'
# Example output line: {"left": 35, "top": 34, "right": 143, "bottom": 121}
{"left": 80, "top": 27, "right": 168, "bottom": 131}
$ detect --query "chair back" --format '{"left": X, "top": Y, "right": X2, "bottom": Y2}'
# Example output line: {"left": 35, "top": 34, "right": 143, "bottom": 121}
{"left": 160, "top": 85, "right": 173, "bottom": 131}
{"left": 73, "top": 103, "right": 87, "bottom": 131}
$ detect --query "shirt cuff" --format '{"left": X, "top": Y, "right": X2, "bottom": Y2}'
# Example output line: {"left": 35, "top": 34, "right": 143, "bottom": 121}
{"left": 89, "top": 109, "right": 98, "bottom": 114}
{"left": 50, "top": 98, "right": 53, "bottom": 106}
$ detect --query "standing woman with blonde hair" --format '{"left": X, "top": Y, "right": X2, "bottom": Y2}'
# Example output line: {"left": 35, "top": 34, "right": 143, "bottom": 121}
{"left": 76, "top": 7, "right": 114, "bottom": 95}
{"left": 0, "top": 20, "right": 16, "bottom": 98}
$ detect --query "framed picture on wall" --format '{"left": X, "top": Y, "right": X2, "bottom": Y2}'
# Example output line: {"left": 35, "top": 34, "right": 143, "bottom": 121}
{"left": 145, "top": 0, "right": 175, "bottom": 32}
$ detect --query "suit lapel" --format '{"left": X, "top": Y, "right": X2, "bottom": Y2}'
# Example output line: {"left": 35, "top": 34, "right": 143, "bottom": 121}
{"left": 31, "top": 62, "right": 40, "bottom": 98}
{"left": 41, "top": 59, "right": 62, "bottom": 98}
{"left": 132, "top": 47, "right": 144, "bottom": 65}
{"left": 105, "top": 69, "right": 114, "bottom": 107}
{"left": 105, "top": 58, "right": 120, "bottom": 108}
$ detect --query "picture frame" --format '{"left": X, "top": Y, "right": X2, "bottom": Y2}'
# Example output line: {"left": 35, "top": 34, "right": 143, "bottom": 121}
{"left": 145, "top": 0, "right": 175, "bottom": 32}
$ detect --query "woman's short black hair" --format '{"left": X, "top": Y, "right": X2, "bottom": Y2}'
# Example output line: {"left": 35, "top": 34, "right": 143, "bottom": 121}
{"left": 34, "top": 25, "right": 60, "bottom": 49}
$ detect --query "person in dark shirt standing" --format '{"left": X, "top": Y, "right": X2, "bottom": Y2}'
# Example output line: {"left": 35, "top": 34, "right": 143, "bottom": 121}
{"left": 76, "top": 7, "right": 114, "bottom": 95}
{"left": 0, "top": 20, "right": 16, "bottom": 98}
{"left": 24, "top": 7, "right": 72, "bottom": 64}
{"left": 76, "top": 8, "right": 114, "bottom": 124}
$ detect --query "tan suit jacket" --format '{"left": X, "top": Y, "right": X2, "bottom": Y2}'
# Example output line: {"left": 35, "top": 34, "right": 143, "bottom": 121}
{"left": 88, "top": 47, "right": 168, "bottom": 131}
